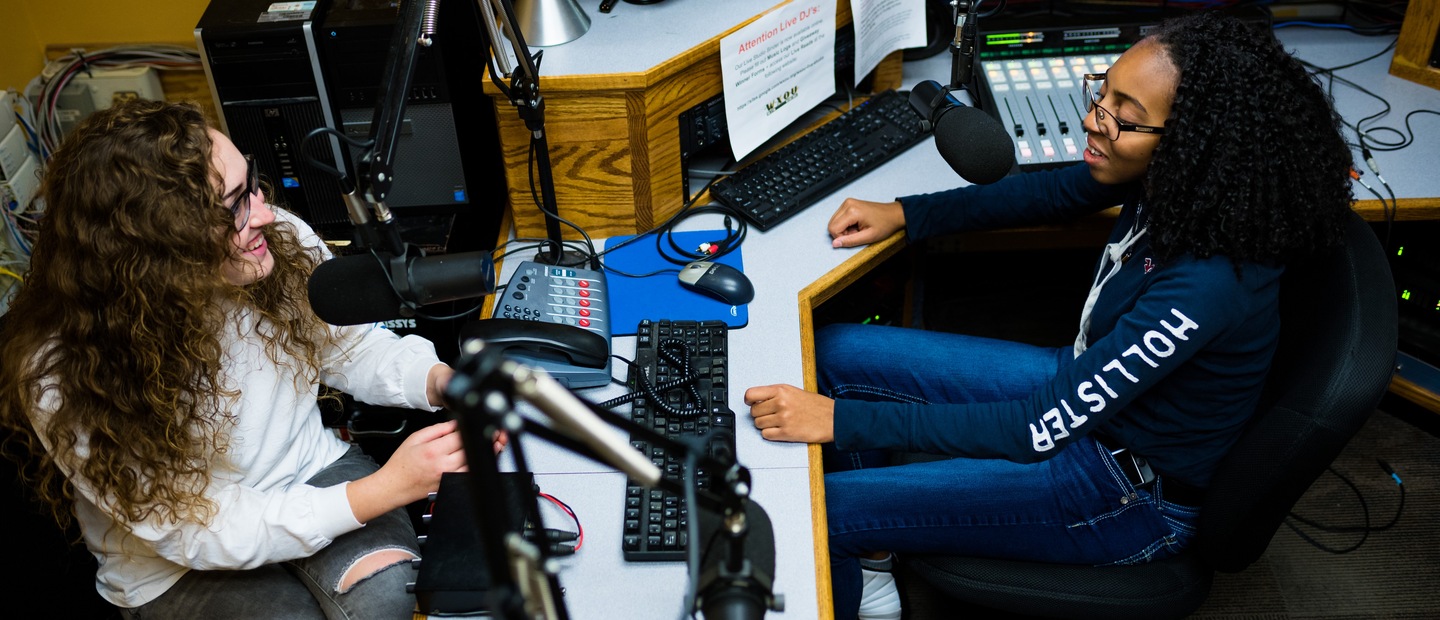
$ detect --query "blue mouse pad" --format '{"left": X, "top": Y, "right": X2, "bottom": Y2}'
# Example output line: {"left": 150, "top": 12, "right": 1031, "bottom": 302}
{"left": 602, "top": 230, "right": 748, "bottom": 335}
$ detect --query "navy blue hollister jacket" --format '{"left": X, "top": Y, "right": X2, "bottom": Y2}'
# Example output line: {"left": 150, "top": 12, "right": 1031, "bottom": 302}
{"left": 833, "top": 163, "right": 1282, "bottom": 488}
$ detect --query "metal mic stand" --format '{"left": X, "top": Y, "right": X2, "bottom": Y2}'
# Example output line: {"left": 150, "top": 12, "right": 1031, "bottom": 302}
{"left": 949, "top": 0, "right": 979, "bottom": 92}
{"left": 478, "top": 0, "right": 590, "bottom": 268}
{"left": 444, "top": 338, "right": 782, "bottom": 619}
{"left": 343, "top": 1, "right": 772, "bottom": 614}
{"left": 443, "top": 339, "right": 571, "bottom": 620}
{"left": 310, "top": 0, "right": 586, "bottom": 316}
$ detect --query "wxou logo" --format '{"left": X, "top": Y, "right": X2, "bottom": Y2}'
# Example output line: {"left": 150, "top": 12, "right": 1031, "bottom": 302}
{"left": 765, "top": 85, "right": 799, "bottom": 115}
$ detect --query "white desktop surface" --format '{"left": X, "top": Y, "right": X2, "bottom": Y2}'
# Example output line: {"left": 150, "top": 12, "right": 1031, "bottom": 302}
{"left": 452, "top": 22, "right": 1438, "bottom": 620}
{"left": 482, "top": 143, "right": 957, "bottom": 620}
{"left": 1271, "top": 27, "right": 1440, "bottom": 202}
{"left": 526, "top": 0, "right": 790, "bottom": 77}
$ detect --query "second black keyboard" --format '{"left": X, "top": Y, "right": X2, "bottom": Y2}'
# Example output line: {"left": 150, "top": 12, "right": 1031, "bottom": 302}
{"left": 709, "top": 89, "right": 930, "bottom": 232}
{"left": 618, "top": 319, "right": 734, "bottom": 562}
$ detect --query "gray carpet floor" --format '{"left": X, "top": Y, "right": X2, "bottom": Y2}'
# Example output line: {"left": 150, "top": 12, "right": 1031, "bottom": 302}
{"left": 1187, "top": 404, "right": 1440, "bottom": 619}
{"left": 895, "top": 404, "right": 1440, "bottom": 619}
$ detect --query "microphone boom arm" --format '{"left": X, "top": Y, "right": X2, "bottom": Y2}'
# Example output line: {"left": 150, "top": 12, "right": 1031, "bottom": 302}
{"left": 341, "top": 0, "right": 569, "bottom": 266}
{"left": 444, "top": 339, "right": 779, "bottom": 619}
{"left": 445, "top": 339, "right": 753, "bottom": 512}
{"left": 342, "top": 0, "right": 439, "bottom": 257}
{"left": 477, "top": 0, "right": 573, "bottom": 266}
{"left": 314, "top": 0, "right": 570, "bottom": 321}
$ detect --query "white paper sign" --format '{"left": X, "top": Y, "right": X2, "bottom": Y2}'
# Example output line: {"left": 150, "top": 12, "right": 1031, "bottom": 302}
{"left": 852, "top": 0, "right": 927, "bottom": 88}
{"left": 719, "top": 0, "right": 838, "bottom": 161}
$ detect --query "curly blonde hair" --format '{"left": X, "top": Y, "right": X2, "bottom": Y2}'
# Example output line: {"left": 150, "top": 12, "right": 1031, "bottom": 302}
{"left": 0, "top": 100, "right": 336, "bottom": 532}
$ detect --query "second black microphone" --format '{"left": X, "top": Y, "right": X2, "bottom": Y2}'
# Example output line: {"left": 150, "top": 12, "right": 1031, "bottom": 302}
{"left": 908, "top": 80, "right": 1017, "bottom": 185}
{"left": 308, "top": 250, "right": 496, "bottom": 326}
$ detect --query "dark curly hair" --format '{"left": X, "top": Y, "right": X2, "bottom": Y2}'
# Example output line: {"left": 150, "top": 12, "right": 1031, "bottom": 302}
{"left": 1144, "top": 11, "right": 1354, "bottom": 265}
{"left": 0, "top": 100, "right": 336, "bottom": 533}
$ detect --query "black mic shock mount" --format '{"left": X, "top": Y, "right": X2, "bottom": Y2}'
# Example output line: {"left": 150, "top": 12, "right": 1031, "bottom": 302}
{"left": 443, "top": 338, "right": 782, "bottom": 620}
{"left": 950, "top": 0, "right": 980, "bottom": 91}
{"left": 693, "top": 457, "right": 782, "bottom": 620}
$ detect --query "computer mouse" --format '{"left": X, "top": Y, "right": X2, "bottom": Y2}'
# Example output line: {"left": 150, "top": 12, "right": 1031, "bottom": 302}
{"left": 678, "top": 261, "right": 755, "bottom": 305}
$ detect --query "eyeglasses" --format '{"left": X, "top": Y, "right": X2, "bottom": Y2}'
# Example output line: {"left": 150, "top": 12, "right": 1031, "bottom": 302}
{"left": 228, "top": 154, "right": 258, "bottom": 231}
{"left": 1083, "top": 73, "right": 1167, "bottom": 142}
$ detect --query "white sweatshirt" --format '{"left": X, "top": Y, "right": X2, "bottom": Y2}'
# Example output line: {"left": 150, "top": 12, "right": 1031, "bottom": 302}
{"left": 31, "top": 210, "right": 443, "bottom": 608}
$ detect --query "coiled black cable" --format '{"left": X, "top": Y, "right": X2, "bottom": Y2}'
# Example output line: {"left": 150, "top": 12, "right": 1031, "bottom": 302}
{"left": 600, "top": 340, "right": 705, "bottom": 418}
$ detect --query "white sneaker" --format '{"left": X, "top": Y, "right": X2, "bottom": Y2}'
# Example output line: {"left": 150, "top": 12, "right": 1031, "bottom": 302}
{"left": 857, "top": 565, "right": 902, "bottom": 620}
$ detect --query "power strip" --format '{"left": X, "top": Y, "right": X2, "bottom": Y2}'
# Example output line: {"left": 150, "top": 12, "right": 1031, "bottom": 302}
{"left": 68, "top": 66, "right": 164, "bottom": 112}
{"left": 2, "top": 91, "right": 41, "bottom": 216}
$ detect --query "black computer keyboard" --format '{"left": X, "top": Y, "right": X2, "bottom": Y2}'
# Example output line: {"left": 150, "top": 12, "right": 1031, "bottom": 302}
{"left": 709, "top": 89, "right": 930, "bottom": 232}
{"left": 618, "top": 319, "right": 734, "bottom": 562}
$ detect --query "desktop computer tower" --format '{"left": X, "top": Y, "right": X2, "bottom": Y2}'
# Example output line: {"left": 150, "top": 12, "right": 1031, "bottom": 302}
{"left": 195, "top": 0, "right": 506, "bottom": 243}
{"left": 195, "top": 0, "right": 348, "bottom": 230}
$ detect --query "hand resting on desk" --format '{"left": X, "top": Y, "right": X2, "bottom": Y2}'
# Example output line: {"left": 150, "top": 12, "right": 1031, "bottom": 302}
{"left": 744, "top": 384, "right": 835, "bottom": 444}
{"left": 828, "top": 197, "right": 906, "bottom": 249}
{"left": 743, "top": 197, "right": 902, "bottom": 444}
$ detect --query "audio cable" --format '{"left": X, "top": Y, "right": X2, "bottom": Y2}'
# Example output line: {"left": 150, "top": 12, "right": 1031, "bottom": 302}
{"left": 1284, "top": 459, "right": 1405, "bottom": 555}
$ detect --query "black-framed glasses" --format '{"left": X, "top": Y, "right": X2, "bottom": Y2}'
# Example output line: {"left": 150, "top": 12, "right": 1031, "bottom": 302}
{"left": 1083, "top": 73, "right": 1167, "bottom": 141}
{"left": 229, "top": 154, "right": 258, "bottom": 230}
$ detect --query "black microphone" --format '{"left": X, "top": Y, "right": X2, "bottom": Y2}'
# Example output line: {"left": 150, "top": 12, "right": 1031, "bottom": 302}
{"left": 308, "top": 250, "right": 496, "bottom": 325}
{"left": 696, "top": 500, "right": 779, "bottom": 620}
{"left": 909, "top": 79, "right": 1016, "bottom": 185}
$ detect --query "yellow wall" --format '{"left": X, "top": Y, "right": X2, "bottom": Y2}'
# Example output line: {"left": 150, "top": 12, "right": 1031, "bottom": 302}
{"left": 1, "top": 2, "right": 43, "bottom": 92}
{"left": 2, "top": 0, "right": 209, "bottom": 92}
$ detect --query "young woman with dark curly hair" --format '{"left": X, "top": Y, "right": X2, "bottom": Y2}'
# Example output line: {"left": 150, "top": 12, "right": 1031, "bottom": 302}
{"left": 741, "top": 11, "right": 1354, "bottom": 620}
{"left": 0, "top": 100, "right": 501, "bottom": 618}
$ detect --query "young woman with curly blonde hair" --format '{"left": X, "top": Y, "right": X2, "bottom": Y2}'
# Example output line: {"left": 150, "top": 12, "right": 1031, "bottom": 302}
{"left": 0, "top": 100, "right": 497, "bottom": 618}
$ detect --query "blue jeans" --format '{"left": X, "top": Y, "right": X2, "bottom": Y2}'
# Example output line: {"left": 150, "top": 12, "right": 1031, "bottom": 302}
{"left": 122, "top": 446, "right": 419, "bottom": 620}
{"left": 816, "top": 324, "right": 1200, "bottom": 620}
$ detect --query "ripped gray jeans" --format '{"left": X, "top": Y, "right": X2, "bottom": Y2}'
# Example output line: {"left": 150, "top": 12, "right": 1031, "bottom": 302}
{"left": 122, "top": 445, "right": 419, "bottom": 620}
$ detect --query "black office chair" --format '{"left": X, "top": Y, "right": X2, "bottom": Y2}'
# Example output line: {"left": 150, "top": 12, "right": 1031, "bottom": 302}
{"left": 900, "top": 210, "right": 1399, "bottom": 619}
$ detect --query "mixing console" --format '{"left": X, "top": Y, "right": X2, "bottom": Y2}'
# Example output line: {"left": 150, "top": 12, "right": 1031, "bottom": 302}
{"left": 978, "top": 53, "right": 1119, "bottom": 171}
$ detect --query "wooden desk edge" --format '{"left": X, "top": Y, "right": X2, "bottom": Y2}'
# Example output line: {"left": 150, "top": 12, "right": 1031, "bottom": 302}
{"left": 479, "top": 209, "right": 516, "bottom": 320}
{"left": 796, "top": 232, "right": 908, "bottom": 620}
{"left": 1390, "top": 374, "right": 1440, "bottom": 412}
{"left": 1390, "top": 0, "right": 1440, "bottom": 90}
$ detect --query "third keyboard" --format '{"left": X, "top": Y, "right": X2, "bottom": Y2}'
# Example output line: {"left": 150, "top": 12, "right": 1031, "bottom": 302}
{"left": 619, "top": 319, "right": 734, "bottom": 562}
{"left": 709, "top": 89, "right": 930, "bottom": 232}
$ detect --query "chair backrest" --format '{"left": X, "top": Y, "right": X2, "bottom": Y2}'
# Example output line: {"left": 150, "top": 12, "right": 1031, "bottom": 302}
{"left": 1196, "top": 210, "right": 1398, "bottom": 573}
